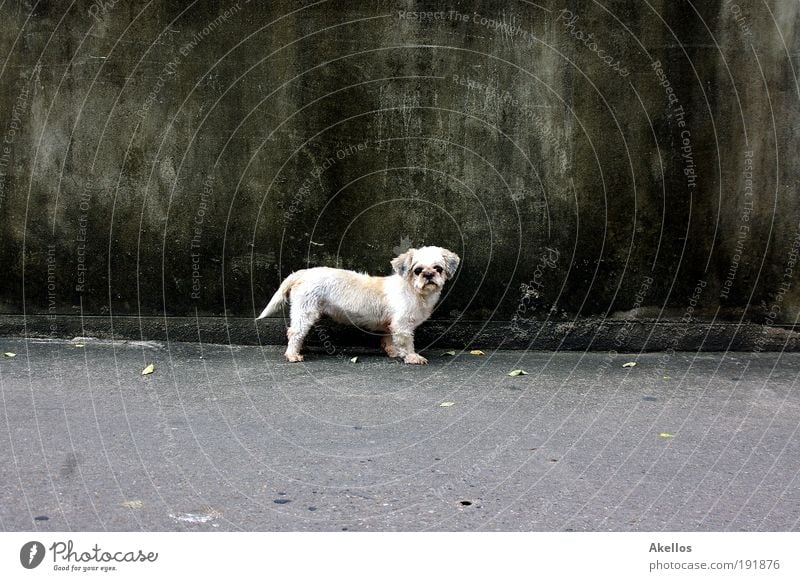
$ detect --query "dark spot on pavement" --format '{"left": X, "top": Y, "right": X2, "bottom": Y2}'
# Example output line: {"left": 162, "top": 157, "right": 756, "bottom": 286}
{"left": 277, "top": 492, "right": 287, "bottom": 495}
{"left": 460, "top": 500, "right": 472, "bottom": 506}
{"left": 34, "top": 516, "right": 49, "bottom": 521}
{"left": 549, "top": 459, "right": 558, "bottom": 462}
{"left": 308, "top": 507, "right": 317, "bottom": 511}
{"left": 643, "top": 396, "right": 657, "bottom": 401}
{"left": 60, "top": 453, "right": 80, "bottom": 478}
{"left": 273, "top": 499, "right": 291, "bottom": 504}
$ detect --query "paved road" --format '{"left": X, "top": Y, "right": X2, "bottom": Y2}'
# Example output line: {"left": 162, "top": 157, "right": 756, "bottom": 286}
{"left": 0, "top": 337, "right": 798, "bottom": 531}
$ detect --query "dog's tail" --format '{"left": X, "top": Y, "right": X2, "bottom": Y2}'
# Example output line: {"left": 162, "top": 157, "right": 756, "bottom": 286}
{"left": 256, "top": 272, "right": 300, "bottom": 320}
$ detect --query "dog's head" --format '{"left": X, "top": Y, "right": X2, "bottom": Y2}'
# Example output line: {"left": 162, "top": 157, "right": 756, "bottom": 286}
{"left": 391, "top": 246, "right": 460, "bottom": 294}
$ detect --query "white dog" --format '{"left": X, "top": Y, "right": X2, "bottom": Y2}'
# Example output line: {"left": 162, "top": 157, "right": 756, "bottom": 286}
{"left": 256, "top": 246, "right": 460, "bottom": 364}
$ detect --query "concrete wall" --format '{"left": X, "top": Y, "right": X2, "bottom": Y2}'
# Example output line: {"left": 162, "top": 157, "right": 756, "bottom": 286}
{"left": 1, "top": 1, "right": 799, "bottom": 347}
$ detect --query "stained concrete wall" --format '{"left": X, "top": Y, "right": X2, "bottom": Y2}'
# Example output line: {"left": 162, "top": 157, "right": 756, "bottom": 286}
{"left": 1, "top": 1, "right": 799, "bottom": 347}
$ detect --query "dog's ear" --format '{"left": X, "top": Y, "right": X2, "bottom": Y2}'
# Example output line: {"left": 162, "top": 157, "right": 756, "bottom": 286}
{"left": 441, "top": 249, "right": 460, "bottom": 278}
{"left": 391, "top": 248, "right": 416, "bottom": 277}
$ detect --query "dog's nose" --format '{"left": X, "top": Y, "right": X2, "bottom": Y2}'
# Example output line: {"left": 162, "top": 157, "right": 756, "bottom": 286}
{"left": 423, "top": 272, "right": 434, "bottom": 280}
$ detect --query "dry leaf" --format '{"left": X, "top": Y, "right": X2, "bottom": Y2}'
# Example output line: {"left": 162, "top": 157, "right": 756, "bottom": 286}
{"left": 439, "top": 402, "right": 455, "bottom": 407}
{"left": 659, "top": 433, "right": 674, "bottom": 438}
{"left": 3, "top": 352, "right": 16, "bottom": 358}
{"left": 507, "top": 369, "right": 528, "bottom": 377}
{"left": 442, "top": 351, "right": 456, "bottom": 356}
{"left": 121, "top": 500, "right": 143, "bottom": 509}
{"left": 350, "top": 356, "right": 358, "bottom": 363}
{"left": 469, "top": 350, "right": 485, "bottom": 356}
{"left": 622, "top": 362, "right": 637, "bottom": 368}
{"left": 141, "top": 363, "right": 155, "bottom": 376}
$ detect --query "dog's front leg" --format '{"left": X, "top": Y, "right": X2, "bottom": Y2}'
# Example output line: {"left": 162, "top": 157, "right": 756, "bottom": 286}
{"left": 390, "top": 325, "right": 427, "bottom": 365}
{"left": 381, "top": 334, "right": 400, "bottom": 358}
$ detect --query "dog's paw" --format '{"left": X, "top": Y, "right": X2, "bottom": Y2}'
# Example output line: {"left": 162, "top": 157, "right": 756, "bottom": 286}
{"left": 285, "top": 353, "right": 304, "bottom": 362}
{"left": 404, "top": 353, "right": 428, "bottom": 365}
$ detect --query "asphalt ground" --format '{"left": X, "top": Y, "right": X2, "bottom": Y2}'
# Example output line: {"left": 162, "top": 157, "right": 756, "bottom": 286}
{"left": 0, "top": 337, "right": 798, "bottom": 531}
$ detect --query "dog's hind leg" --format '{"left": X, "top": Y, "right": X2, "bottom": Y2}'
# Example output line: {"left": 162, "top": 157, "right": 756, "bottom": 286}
{"left": 285, "top": 304, "right": 319, "bottom": 363}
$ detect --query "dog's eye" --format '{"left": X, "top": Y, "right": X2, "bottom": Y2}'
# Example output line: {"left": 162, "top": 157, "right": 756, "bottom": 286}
{"left": 434, "top": 266, "right": 443, "bottom": 273}
{"left": 413, "top": 267, "right": 423, "bottom": 275}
